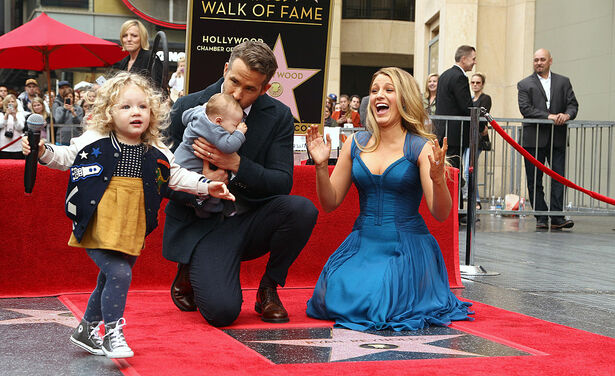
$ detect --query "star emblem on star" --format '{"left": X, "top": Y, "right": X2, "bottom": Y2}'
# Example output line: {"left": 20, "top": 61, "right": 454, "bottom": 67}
{"left": 79, "top": 151, "right": 88, "bottom": 159}
{"left": 0, "top": 309, "right": 77, "bottom": 328}
{"left": 91, "top": 147, "right": 101, "bottom": 158}
{"left": 248, "top": 328, "right": 483, "bottom": 362}
{"left": 268, "top": 34, "right": 320, "bottom": 122}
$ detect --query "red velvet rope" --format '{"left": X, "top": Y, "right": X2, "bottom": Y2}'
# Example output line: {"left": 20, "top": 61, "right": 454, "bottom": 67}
{"left": 0, "top": 137, "right": 21, "bottom": 152}
{"left": 486, "top": 115, "right": 615, "bottom": 206}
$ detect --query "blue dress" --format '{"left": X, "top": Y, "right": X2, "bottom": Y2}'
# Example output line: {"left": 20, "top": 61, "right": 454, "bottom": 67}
{"left": 306, "top": 131, "right": 473, "bottom": 331}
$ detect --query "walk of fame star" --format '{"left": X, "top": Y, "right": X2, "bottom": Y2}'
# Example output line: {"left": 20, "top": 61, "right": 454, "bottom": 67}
{"left": 0, "top": 309, "right": 77, "bottom": 328}
{"left": 248, "top": 328, "right": 482, "bottom": 362}
{"left": 224, "top": 326, "right": 532, "bottom": 364}
{"left": 268, "top": 34, "right": 320, "bottom": 122}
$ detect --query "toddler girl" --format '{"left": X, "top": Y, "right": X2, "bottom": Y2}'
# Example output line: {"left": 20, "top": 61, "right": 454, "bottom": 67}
{"left": 22, "top": 72, "right": 234, "bottom": 359}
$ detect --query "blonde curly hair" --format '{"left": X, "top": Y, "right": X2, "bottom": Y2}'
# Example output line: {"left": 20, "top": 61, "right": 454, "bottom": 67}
{"left": 86, "top": 72, "right": 169, "bottom": 147}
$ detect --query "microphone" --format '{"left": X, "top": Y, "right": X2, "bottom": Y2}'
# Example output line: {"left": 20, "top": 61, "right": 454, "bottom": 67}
{"left": 24, "top": 114, "right": 45, "bottom": 194}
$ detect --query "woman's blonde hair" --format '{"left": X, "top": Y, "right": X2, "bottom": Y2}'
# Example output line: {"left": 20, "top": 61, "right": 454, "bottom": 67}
{"left": 2, "top": 94, "right": 17, "bottom": 112}
{"left": 472, "top": 72, "right": 486, "bottom": 85}
{"left": 423, "top": 73, "right": 439, "bottom": 99}
{"left": 360, "top": 67, "right": 436, "bottom": 153}
{"left": 86, "top": 72, "right": 169, "bottom": 147}
{"left": 120, "top": 20, "right": 150, "bottom": 51}
{"left": 30, "top": 96, "right": 49, "bottom": 120}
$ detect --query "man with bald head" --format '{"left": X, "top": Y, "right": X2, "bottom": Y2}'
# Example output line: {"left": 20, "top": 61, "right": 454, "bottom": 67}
{"left": 517, "top": 48, "right": 578, "bottom": 230}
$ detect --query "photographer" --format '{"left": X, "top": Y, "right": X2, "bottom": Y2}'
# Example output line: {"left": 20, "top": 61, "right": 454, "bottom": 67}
{"left": 52, "top": 80, "right": 72, "bottom": 116}
{"left": 53, "top": 89, "right": 84, "bottom": 145}
{"left": 53, "top": 90, "right": 83, "bottom": 125}
{"left": 0, "top": 94, "right": 26, "bottom": 159}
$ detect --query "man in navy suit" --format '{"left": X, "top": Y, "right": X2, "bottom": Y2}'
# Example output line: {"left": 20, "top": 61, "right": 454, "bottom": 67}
{"left": 435, "top": 45, "right": 476, "bottom": 222}
{"left": 163, "top": 41, "right": 318, "bottom": 326}
{"left": 517, "top": 48, "right": 578, "bottom": 230}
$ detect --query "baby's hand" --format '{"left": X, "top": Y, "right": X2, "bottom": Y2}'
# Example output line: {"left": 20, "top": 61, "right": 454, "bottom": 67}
{"left": 208, "top": 181, "right": 235, "bottom": 201}
{"left": 237, "top": 122, "right": 247, "bottom": 134}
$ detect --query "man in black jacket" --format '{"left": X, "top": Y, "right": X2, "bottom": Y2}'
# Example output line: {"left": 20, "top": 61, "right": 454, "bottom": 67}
{"left": 435, "top": 45, "right": 476, "bottom": 222}
{"left": 517, "top": 48, "right": 578, "bottom": 230}
{"left": 163, "top": 41, "right": 318, "bottom": 327}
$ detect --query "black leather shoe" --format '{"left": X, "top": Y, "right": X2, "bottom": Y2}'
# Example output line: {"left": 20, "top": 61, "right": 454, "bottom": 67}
{"left": 254, "top": 287, "right": 289, "bottom": 323}
{"left": 459, "top": 214, "right": 467, "bottom": 225}
{"left": 551, "top": 218, "right": 574, "bottom": 230}
{"left": 171, "top": 263, "right": 196, "bottom": 312}
{"left": 536, "top": 221, "right": 549, "bottom": 230}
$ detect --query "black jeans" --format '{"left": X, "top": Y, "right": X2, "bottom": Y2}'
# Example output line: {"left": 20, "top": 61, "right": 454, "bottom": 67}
{"left": 189, "top": 195, "right": 318, "bottom": 327}
{"left": 524, "top": 146, "right": 566, "bottom": 223}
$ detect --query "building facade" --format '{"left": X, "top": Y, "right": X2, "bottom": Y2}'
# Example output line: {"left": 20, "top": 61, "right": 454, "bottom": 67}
{"left": 2, "top": 0, "right": 614, "bottom": 121}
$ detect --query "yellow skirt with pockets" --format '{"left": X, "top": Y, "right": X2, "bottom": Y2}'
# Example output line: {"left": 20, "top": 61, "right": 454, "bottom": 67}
{"left": 69, "top": 177, "right": 146, "bottom": 256}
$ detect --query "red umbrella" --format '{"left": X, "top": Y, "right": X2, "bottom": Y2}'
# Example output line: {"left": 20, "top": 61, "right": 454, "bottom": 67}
{"left": 0, "top": 12, "right": 127, "bottom": 142}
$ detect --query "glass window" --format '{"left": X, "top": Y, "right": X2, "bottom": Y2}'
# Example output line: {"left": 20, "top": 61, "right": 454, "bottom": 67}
{"left": 343, "top": 0, "right": 415, "bottom": 21}
{"left": 428, "top": 35, "right": 439, "bottom": 75}
{"left": 41, "top": 0, "right": 88, "bottom": 8}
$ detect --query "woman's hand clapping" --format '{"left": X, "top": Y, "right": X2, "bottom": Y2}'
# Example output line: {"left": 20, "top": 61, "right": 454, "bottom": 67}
{"left": 427, "top": 137, "right": 448, "bottom": 184}
{"left": 306, "top": 125, "right": 331, "bottom": 167}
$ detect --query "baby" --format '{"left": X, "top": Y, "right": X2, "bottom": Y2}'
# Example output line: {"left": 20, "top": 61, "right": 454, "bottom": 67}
{"left": 174, "top": 92, "right": 247, "bottom": 217}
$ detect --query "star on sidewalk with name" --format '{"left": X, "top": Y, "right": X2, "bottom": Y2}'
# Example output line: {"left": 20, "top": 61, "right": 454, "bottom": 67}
{"left": 248, "top": 328, "right": 483, "bottom": 362}
{"left": 268, "top": 34, "right": 320, "bottom": 122}
{"left": 0, "top": 309, "right": 77, "bottom": 328}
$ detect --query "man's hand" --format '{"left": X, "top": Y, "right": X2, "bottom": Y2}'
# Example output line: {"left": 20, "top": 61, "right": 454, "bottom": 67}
{"left": 548, "top": 113, "right": 570, "bottom": 125}
{"left": 201, "top": 158, "right": 228, "bottom": 184}
{"left": 193, "top": 137, "right": 240, "bottom": 173}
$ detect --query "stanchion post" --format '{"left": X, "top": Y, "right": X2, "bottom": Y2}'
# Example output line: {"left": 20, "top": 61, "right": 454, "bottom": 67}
{"left": 465, "top": 107, "right": 479, "bottom": 266}
{"left": 460, "top": 107, "right": 499, "bottom": 276}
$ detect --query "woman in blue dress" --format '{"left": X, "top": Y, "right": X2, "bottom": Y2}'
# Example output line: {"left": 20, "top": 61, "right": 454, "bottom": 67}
{"left": 306, "top": 67, "right": 473, "bottom": 331}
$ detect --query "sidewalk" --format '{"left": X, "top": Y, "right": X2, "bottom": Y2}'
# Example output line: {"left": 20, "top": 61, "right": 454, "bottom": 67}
{"left": 458, "top": 215, "right": 615, "bottom": 338}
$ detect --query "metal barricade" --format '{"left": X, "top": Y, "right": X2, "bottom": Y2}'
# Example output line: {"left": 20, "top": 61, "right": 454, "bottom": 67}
{"left": 53, "top": 123, "right": 83, "bottom": 145}
{"left": 430, "top": 115, "right": 615, "bottom": 217}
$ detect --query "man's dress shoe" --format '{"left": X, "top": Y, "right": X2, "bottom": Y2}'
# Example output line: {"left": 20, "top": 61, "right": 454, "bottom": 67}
{"left": 254, "top": 287, "right": 289, "bottom": 323}
{"left": 171, "top": 263, "right": 197, "bottom": 311}
{"left": 551, "top": 218, "right": 574, "bottom": 230}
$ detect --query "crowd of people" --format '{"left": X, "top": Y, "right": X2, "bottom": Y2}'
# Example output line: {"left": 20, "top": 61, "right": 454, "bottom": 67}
{"left": 0, "top": 78, "right": 99, "bottom": 158}
{"left": 9, "top": 24, "right": 579, "bottom": 362}
{"left": 1, "top": 19, "right": 186, "bottom": 157}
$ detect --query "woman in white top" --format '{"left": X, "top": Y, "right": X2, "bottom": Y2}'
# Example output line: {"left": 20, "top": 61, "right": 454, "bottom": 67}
{"left": 168, "top": 56, "right": 186, "bottom": 102}
{"left": 0, "top": 94, "right": 26, "bottom": 159}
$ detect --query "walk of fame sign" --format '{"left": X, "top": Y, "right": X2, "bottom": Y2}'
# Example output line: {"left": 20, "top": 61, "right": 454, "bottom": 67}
{"left": 223, "top": 326, "right": 533, "bottom": 364}
{"left": 184, "top": 0, "right": 332, "bottom": 134}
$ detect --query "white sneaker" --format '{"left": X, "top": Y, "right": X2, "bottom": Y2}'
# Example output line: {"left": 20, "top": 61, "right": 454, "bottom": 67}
{"left": 102, "top": 318, "right": 134, "bottom": 358}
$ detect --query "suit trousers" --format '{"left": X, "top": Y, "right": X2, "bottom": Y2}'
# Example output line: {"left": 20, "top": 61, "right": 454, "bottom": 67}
{"left": 189, "top": 195, "right": 318, "bottom": 327}
{"left": 524, "top": 146, "right": 566, "bottom": 223}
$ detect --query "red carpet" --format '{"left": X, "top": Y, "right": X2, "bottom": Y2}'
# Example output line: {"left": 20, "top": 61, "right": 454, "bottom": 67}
{"left": 60, "top": 289, "right": 615, "bottom": 376}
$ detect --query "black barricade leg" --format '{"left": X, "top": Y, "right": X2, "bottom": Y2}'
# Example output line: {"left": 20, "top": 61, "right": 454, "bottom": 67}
{"left": 460, "top": 107, "right": 499, "bottom": 276}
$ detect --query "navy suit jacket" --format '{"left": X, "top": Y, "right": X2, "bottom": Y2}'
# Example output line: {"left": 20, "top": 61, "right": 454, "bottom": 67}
{"left": 434, "top": 65, "right": 473, "bottom": 148}
{"left": 517, "top": 72, "right": 578, "bottom": 148}
{"left": 162, "top": 78, "right": 295, "bottom": 264}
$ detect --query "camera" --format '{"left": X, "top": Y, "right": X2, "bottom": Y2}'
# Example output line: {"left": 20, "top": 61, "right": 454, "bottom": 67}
{"left": 65, "top": 97, "right": 71, "bottom": 105}
{"left": 4, "top": 130, "right": 14, "bottom": 138}
{"left": 7, "top": 103, "right": 14, "bottom": 111}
